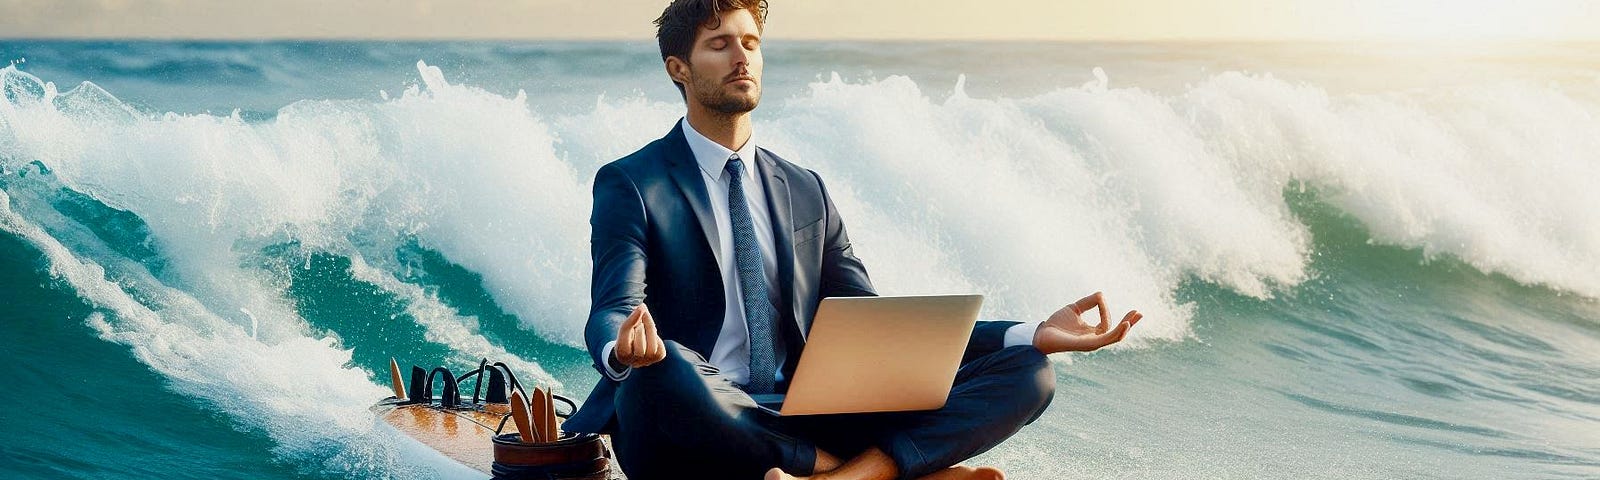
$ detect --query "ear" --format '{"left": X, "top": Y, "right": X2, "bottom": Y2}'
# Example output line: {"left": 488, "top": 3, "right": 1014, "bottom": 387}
{"left": 664, "top": 56, "right": 691, "bottom": 87}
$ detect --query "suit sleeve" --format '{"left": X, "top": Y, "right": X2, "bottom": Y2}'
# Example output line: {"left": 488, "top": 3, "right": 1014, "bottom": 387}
{"left": 811, "top": 171, "right": 1017, "bottom": 363}
{"left": 586, "top": 164, "right": 648, "bottom": 381}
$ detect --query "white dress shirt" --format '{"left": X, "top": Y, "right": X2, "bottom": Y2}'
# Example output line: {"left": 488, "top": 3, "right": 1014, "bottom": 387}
{"left": 602, "top": 117, "right": 1040, "bottom": 383}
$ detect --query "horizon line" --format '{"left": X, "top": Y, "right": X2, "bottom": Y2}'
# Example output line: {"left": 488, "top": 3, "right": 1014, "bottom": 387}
{"left": 6, "top": 34, "right": 1599, "bottom": 44}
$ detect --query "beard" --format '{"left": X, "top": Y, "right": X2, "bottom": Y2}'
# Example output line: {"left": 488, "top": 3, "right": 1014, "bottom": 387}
{"left": 689, "top": 69, "right": 760, "bottom": 114}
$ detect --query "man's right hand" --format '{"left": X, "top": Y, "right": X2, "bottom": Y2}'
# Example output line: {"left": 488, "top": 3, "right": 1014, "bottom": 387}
{"left": 612, "top": 304, "right": 666, "bottom": 369}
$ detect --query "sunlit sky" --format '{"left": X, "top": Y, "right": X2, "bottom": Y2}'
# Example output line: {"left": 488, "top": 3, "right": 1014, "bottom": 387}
{"left": 1, "top": 0, "right": 1597, "bottom": 41}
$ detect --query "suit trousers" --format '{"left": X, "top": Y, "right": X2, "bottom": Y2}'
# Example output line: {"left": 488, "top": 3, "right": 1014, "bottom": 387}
{"left": 610, "top": 341, "right": 1057, "bottom": 480}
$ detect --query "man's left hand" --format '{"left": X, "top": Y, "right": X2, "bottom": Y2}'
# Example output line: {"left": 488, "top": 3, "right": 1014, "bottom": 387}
{"left": 1033, "top": 291, "right": 1142, "bottom": 354}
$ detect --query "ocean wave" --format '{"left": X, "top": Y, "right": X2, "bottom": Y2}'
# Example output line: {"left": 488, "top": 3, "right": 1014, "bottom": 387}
{"left": 0, "top": 186, "right": 405, "bottom": 476}
{"left": 0, "top": 63, "right": 569, "bottom": 475}
{"left": 2, "top": 57, "right": 1598, "bottom": 472}
{"left": 753, "top": 68, "right": 1599, "bottom": 306}
{"left": 4, "top": 60, "right": 1598, "bottom": 342}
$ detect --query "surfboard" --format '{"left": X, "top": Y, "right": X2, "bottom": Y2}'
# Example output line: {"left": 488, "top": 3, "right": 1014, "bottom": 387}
{"left": 374, "top": 358, "right": 623, "bottom": 479}
{"left": 371, "top": 399, "right": 625, "bottom": 480}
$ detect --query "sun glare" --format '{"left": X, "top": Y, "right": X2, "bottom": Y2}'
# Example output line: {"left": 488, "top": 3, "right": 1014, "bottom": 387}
{"left": 1349, "top": 0, "right": 1587, "bottom": 40}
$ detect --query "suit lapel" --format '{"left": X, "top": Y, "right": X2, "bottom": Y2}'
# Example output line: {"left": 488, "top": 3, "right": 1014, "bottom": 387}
{"left": 663, "top": 123, "right": 724, "bottom": 269}
{"left": 755, "top": 148, "right": 800, "bottom": 339}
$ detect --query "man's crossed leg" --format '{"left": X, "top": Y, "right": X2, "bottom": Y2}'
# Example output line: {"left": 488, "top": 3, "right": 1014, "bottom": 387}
{"left": 610, "top": 340, "right": 1055, "bottom": 480}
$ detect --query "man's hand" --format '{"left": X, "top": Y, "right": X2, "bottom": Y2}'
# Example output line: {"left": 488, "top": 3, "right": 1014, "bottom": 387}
{"left": 1033, "top": 291, "right": 1143, "bottom": 354}
{"left": 613, "top": 304, "right": 666, "bottom": 369}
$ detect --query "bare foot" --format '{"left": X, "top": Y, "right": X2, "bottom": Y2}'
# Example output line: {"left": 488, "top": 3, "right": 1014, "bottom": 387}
{"left": 766, "top": 467, "right": 798, "bottom": 480}
{"left": 919, "top": 465, "right": 1004, "bottom": 480}
{"left": 765, "top": 446, "right": 842, "bottom": 480}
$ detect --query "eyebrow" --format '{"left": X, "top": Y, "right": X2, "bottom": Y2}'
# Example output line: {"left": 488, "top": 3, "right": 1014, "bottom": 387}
{"left": 703, "top": 32, "right": 760, "bottom": 44}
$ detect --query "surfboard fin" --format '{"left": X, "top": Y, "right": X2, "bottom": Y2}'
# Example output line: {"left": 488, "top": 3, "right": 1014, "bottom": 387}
{"left": 388, "top": 357, "right": 407, "bottom": 400}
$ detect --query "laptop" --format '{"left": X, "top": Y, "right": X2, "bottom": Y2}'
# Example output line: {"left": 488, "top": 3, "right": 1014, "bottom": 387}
{"left": 750, "top": 294, "right": 983, "bottom": 416}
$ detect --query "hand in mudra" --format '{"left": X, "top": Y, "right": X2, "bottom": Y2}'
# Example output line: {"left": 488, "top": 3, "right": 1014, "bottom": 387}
{"left": 1033, "top": 291, "right": 1143, "bottom": 354}
{"left": 613, "top": 304, "right": 667, "bottom": 369}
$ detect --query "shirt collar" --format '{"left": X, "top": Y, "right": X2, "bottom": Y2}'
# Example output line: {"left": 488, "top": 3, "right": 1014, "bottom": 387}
{"left": 680, "top": 116, "right": 758, "bottom": 181}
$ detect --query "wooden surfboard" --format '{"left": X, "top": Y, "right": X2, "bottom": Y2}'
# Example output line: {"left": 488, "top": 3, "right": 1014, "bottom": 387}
{"left": 371, "top": 399, "right": 624, "bottom": 480}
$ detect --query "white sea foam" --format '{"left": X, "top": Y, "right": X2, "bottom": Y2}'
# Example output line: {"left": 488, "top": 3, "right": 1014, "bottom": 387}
{"left": 344, "top": 254, "right": 559, "bottom": 389}
{"left": 0, "top": 189, "right": 409, "bottom": 476}
{"left": 1176, "top": 72, "right": 1600, "bottom": 296}
{"left": 0, "top": 63, "right": 567, "bottom": 473}
{"left": 8, "top": 60, "right": 1599, "bottom": 343}
{"left": 750, "top": 70, "right": 1600, "bottom": 334}
{"left": 7, "top": 59, "right": 1599, "bottom": 338}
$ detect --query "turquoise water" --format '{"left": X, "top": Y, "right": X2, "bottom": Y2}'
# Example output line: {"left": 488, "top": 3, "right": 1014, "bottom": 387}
{"left": 1, "top": 41, "right": 1597, "bottom": 479}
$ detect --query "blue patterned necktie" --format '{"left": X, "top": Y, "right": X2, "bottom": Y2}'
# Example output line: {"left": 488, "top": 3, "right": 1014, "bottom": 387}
{"left": 725, "top": 154, "right": 777, "bottom": 394}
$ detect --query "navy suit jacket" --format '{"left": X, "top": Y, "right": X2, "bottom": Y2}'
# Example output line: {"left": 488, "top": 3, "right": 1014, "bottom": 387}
{"left": 563, "top": 122, "right": 1019, "bottom": 434}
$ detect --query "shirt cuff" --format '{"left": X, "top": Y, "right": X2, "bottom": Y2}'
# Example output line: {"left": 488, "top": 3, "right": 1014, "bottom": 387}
{"left": 1002, "top": 321, "right": 1043, "bottom": 349}
{"left": 600, "top": 340, "right": 631, "bottom": 382}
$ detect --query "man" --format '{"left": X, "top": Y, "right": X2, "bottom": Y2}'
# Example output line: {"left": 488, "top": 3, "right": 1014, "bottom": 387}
{"left": 561, "top": 1, "right": 1144, "bottom": 479}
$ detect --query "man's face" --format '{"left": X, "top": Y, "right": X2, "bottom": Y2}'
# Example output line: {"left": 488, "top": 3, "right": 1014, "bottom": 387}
{"left": 676, "top": 8, "right": 763, "bottom": 114}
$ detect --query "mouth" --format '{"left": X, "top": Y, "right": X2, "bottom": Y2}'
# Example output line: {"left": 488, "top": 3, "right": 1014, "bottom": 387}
{"left": 725, "top": 76, "right": 756, "bottom": 85}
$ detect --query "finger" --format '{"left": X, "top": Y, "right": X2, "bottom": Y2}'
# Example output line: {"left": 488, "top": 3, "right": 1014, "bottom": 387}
{"left": 1070, "top": 293, "right": 1107, "bottom": 332}
{"left": 1121, "top": 310, "right": 1140, "bottom": 325}
{"left": 640, "top": 304, "right": 659, "bottom": 340}
{"left": 1053, "top": 303, "right": 1091, "bottom": 330}
{"left": 1099, "top": 319, "right": 1132, "bottom": 348}
{"left": 645, "top": 329, "right": 664, "bottom": 360}
{"left": 627, "top": 319, "right": 645, "bottom": 365}
{"left": 617, "top": 321, "right": 637, "bottom": 360}
{"left": 635, "top": 333, "right": 662, "bottom": 367}
{"left": 649, "top": 334, "right": 667, "bottom": 363}
{"left": 619, "top": 304, "right": 647, "bottom": 358}
{"left": 1095, "top": 293, "right": 1111, "bottom": 332}
{"left": 1073, "top": 292, "right": 1098, "bottom": 313}
{"left": 1083, "top": 293, "right": 1108, "bottom": 334}
{"left": 626, "top": 310, "right": 649, "bottom": 357}
{"left": 638, "top": 305, "right": 665, "bottom": 360}
{"left": 1074, "top": 292, "right": 1103, "bottom": 323}
{"left": 618, "top": 305, "right": 642, "bottom": 339}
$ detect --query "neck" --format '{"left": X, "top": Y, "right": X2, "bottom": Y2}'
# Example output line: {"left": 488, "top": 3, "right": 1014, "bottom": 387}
{"left": 685, "top": 104, "right": 752, "bottom": 152}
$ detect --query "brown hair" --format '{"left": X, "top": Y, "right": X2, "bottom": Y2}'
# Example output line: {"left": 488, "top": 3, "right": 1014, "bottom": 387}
{"left": 654, "top": 0, "right": 769, "bottom": 98}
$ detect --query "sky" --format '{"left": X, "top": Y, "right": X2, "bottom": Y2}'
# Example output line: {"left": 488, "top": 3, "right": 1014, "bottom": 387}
{"left": 1, "top": 0, "right": 1597, "bottom": 41}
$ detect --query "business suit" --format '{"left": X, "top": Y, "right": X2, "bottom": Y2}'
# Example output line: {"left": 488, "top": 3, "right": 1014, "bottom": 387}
{"left": 564, "top": 122, "right": 1055, "bottom": 479}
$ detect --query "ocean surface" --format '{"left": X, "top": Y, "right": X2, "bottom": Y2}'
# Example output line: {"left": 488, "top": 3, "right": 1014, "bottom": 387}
{"left": 1, "top": 40, "right": 1597, "bottom": 479}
